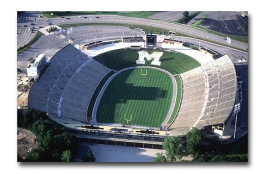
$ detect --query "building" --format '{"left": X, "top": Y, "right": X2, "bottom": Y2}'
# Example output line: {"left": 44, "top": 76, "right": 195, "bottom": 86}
{"left": 27, "top": 54, "right": 49, "bottom": 81}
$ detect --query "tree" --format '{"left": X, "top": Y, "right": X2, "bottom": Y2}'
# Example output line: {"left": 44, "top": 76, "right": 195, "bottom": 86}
{"left": 183, "top": 11, "right": 189, "bottom": 18}
{"left": 61, "top": 150, "right": 72, "bottom": 162}
{"left": 163, "top": 136, "right": 183, "bottom": 162}
{"left": 25, "top": 149, "right": 40, "bottom": 162}
{"left": 153, "top": 153, "right": 168, "bottom": 162}
{"left": 17, "top": 153, "right": 24, "bottom": 162}
{"left": 186, "top": 127, "right": 202, "bottom": 155}
{"left": 192, "top": 152, "right": 206, "bottom": 162}
{"left": 153, "top": 152, "right": 168, "bottom": 162}
{"left": 83, "top": 149, "right": 95, "bottom": 162}
{"left": 39, "top": 130, "right": 53, "bottom": 149}
{"left": 17, "top": 109, "right": 24, "bottom": 127}
{"left": 209, "top": 154, "right": 248, "bottom": 162}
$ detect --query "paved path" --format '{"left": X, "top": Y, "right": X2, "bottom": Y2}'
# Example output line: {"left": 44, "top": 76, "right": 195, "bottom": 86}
{"left": 85, "top": 143, "right": 165, "bottom": 162}
{"left": 92, "top": 66, "right": 177, "bottom": 129}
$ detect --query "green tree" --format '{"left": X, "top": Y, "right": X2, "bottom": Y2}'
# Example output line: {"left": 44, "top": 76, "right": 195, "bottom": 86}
{"left": 183, "top": 11, "right": 189, "bottom": 18}
{"left": 163, "top": 136, "right": 183, "bottom": 162}
{"left": 192, "top": 152, "right": 205, "bottom": 162}
{"left": 153, "top": 152, "right": 168, "bottom": 162}
{"left": 25, "top": 149, "right": 40, "bottom": 161}
{"left": 186, "top": 127, "right": 202, "bottom": 155}
{"left": 209, "top": 154, "right": 248, "bottom": 162}
{"left": 17, "top": 109, "right": 24, "bottom": 127}
{"left": 18, "top": 109, "right": 79, "bottom": 162}
{"left": 83, "top": 149, "right": 95, "bottom": 162}
{"left": 39, "top": 130, "right": 53, "bottom": 149}
{"left": 17, "top": 153, "right": 24, "bottom": 162}
{"left": 23, "top": 109, "right": 47, "bottom": 129}
{"left": 61, "top": 150, "right": 72, "bottom": 162}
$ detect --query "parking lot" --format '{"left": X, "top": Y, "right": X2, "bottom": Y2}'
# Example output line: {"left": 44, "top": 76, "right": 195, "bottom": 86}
{"left": 198, "top": 11, "right": 248, "bottom": 36}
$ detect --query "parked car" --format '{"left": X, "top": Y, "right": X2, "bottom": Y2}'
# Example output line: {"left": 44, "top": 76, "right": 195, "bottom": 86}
{"left": 84, "top": 16, "right": 87, "bottom": 18}
{"left": 96, "top": 16, "right": 100, "bottom": 18}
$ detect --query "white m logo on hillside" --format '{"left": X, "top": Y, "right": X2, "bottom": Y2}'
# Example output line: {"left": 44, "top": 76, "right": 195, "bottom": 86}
{"left": 136, "top": 51, "right": 163, "bottom": 66}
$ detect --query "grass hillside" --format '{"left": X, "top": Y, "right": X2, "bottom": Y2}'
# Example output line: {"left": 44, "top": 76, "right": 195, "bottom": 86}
{"left": 93, "top": 49, "right": 200, "bottom": 74}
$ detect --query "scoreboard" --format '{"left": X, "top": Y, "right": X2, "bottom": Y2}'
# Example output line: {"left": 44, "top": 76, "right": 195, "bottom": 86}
{"left": 146, "top": 35, "right": 157, "bottom": 48}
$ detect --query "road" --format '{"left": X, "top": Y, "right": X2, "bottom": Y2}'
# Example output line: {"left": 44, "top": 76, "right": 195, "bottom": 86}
{"left": 17, "top": 11, "right": 40, "bottom": 48}
{"left": 168, "top": 36, "right": 248, "bottom": 63}
{"left": 36, "top": 15, "right": 248, "bottom": 51}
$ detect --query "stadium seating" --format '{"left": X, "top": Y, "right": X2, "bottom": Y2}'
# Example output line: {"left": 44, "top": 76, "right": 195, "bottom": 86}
{"left": 28, "top": 44, "right": 112, "bottom": 123}
{"left": 68, "top": 25, "right": 145, "bottom": 45}
{"left": 169, "top": 66, "right": 206, "bottom": 132}
{"left": 169, "top": 55, "right": 237, "bottom": 135}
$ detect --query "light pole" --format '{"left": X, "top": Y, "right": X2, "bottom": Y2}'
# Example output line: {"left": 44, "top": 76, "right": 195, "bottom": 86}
{"left": 233, "top": 103, "right": 240, "bottom": 139}
{"left": 206, "top": 35, "right": 209, "bottom": 51}
{"left": 226, "top": 37, "right": 231, "bottom": 55}
{"left": 233, "top": 112, "right": 238, "bottom": 138}
{"left": 199, "top": 40, "right": 200, "bottom": 50}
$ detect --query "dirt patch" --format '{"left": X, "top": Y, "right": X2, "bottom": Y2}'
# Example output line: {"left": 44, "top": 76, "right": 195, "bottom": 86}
{"left": 17, "top": 91, "right": 29, "bottom": 108}
{"left": 17, "top": 127, "right": 38, "bottom": 159}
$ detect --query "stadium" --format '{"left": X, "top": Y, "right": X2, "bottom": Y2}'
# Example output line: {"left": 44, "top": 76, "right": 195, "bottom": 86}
{"left": 27, "top": 33, "right": 238, "bottom": 148}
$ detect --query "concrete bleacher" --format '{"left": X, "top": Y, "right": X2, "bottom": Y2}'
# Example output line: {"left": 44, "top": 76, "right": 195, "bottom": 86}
{"left": 169, "top": 55, "right": 237, "bottom": 135}
{"left": 28, "top": 44, "right": 112, "bottom": 123}
{"left": 196, "top": 55, "right": 237, "bottom": 129}
{"left": 169, "top": 66, "right": 206, "bottom": 133}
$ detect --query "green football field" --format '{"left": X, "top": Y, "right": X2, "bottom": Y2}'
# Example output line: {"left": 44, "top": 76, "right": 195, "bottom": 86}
{"left": 96, "top": 68, "right": 174, "bottom": 127}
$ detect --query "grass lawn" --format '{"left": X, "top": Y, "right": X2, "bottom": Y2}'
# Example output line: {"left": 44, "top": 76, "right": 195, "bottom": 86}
{"left": 167, "top": 75, "right": 182, "bottom": 124}
{"left": 87, "top": 71, "right": 115, "bottom": 119}
{"left": 191, "top": 14, "right": 208, "bottom": 28}
{"left": 42, "top": 11, "right": 157, "bottom": 19}
{"left": 96, "top": 68, "right": 173, "bottom": 127}
{"left": 175, "top": 11, "right": 201, "bottom": 24}
{"left": 93, "top": 49, "right": 200, "bottom": 74}
{"left": 92, "top": 49, "right": 198, "bottom": 127}
{"left": 58, "top": 22, "right": 170, "bottom": 35}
